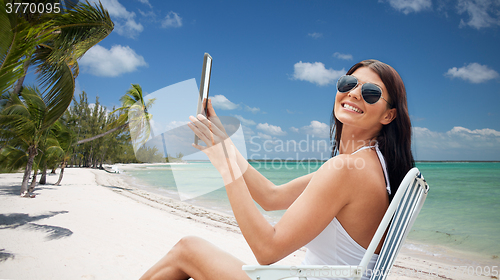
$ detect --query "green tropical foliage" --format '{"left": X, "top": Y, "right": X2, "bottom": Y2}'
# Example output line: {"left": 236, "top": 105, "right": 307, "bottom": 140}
{"left": 76, "top": 84, "right": 155, "bottom": 147}
{"left": 0, "top": 1, "right": 161, "bottom": 191}
{"left": 1, "top": 0, "right": 114, "bottom": 108}
{"left": 0, "top": 0, "right": 113, "bottom": 195}
{"left": 0, "top": 86, "right": 61, "bottom": 196}
{"left": 66, "top": 91, "right": 142, "bottom": 168}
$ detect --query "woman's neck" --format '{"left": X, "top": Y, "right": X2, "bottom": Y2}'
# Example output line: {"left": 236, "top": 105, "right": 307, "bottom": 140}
{"left": 338, "top": 127, "right": 378, "bottom": 155}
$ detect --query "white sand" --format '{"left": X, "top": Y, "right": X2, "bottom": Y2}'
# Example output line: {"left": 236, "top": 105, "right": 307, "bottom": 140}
{"left": 0, "top": 168, "right": 497, "bottom": 280}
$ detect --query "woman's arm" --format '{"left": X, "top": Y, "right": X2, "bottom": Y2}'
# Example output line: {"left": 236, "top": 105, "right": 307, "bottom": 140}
{"left": 236, "top": 157, "right": 315, "bottom": 211}
{"left": 202, "top": 99, "right": 313, "bottom": 210}
{"left": 188, "top": 113, "right": 355, "bottom": 265}
{"left": 226, "top": 153, "right": 354, "bottom": 264}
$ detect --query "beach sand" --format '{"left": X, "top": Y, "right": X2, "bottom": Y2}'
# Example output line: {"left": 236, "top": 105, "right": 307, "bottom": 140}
{"left": 0, "top": 168, "right": 497, "bottom": 279}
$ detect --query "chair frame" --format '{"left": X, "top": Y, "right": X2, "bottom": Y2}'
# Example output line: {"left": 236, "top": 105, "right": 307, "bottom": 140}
{"left": 243, "top": 167, "right": 429, "bottom": 280}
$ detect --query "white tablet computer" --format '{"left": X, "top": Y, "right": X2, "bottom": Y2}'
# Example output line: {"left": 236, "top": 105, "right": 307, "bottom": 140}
{"left": 194, "top": 53, "right": 213, "bottom": 145}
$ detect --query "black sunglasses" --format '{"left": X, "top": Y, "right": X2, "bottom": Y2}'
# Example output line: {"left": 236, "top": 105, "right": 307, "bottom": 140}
{"left": 337, "top": 75, "right": 392, "bottom": 107}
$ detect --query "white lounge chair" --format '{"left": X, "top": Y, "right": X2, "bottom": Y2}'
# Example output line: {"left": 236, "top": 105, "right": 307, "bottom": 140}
{"left": 243, "top": 167, "right": 429, "bottom": 280}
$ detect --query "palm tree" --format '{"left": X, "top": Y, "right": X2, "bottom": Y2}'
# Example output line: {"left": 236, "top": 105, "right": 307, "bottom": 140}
{"left": 50, "top": 120, "right": 76, "bottom": 185}
{"left": 76, "top": 84, "right": 155, "bottom": 146}
{"left": 0, "top": 86, "right": 66, "bottom": 196}
{"left": 37, "top": 123, "right": 65, "bottom": 185}
{"left": 28, "top": 132, "right": 61, "bottom": 192}
{"left": 0, "top": 0, "right": 114, "bottom": 125}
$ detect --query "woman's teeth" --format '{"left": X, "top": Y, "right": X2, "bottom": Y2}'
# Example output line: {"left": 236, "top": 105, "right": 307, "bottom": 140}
{"left": 343, "top": 104, "right": 362, "bottom": 113}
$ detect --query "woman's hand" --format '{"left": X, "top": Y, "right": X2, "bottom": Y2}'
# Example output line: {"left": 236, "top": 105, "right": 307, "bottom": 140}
{"left": 187, "top": 99, "right": 241, "bottom": 184}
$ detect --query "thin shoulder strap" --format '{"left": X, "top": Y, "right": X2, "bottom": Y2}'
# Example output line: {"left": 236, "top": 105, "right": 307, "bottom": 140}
{"left": 375, "top": 145, "right": 391, "bottom": 195}
{"left": 351, "top": 145, "right": 391, "bottom": 195}
{"left": 351, "top": 145, "right": 376, "bottom": 155}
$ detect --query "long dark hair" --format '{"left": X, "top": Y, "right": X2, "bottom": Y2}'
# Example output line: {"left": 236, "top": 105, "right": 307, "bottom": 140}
{"left": 330, "top": 59, "right": 414, "bottom": 201}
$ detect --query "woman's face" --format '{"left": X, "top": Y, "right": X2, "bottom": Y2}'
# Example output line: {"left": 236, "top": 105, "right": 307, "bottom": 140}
{"left": 334, "top": 67, "right": 395, "bottom": 132}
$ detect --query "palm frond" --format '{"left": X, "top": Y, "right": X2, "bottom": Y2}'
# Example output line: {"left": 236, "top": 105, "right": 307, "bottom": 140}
{"left": 0, "top": 0, "right": 53, "bottom": 95}
{"left": 27, "top": 1, "right": 114, "bottom": 129}
{"left": 0, "top": 145, "right": 28, "bottom": 171}
{"left": 42, "top": 1, "right": 114, "bottom": 65}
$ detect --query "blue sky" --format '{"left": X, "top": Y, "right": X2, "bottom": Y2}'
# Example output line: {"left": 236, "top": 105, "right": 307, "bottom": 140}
{"left": 27, "top": 0, "right": 500, "bottom": 160}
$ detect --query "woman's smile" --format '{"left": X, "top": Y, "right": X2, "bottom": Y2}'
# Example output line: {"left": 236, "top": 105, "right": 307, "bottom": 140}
{"left": 341, "top": 101, "right": 364, "bottom": 114}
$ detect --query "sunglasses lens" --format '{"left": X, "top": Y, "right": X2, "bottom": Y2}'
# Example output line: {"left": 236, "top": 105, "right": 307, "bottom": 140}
{"left": 361, "top": 83, "right": 382, "bottom": 104}
{"left": 337, "top": 76, "right": 358, "bottom": 93}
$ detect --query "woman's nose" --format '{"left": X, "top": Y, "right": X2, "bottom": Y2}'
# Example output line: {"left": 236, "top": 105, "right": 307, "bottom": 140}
{"left": 347, "top": 85, "right": 362, "bottom": 100}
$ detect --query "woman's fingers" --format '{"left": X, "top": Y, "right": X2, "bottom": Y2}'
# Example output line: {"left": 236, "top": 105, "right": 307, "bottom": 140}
{"left": 203, "top": 99, "right": 227, "bottom": 134}
{"left": 187, "top": 121, "right": 212, "bottom": 146}
{"left": 193, "top": 114, "right": 226, "bottom": 139}
{"left": 188, "top": 115, "right": 226, "bottom": 148}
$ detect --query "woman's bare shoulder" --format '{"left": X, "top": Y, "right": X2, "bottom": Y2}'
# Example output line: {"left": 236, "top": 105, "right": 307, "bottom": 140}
{"left": 319, "top": 151, "right": 387, "bottom": 194}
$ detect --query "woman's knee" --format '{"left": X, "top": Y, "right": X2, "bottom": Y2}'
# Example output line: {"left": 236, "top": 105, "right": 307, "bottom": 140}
{"left": 171, "top": 236, "right": 207, "bottom": 257}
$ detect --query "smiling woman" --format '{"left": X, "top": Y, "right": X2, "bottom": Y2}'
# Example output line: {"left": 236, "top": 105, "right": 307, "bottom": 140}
{"left": 140, "top": 59, "right": 414, "bottom": 280}
{"left": 331, "top": 60, "right": 414, "bottom": 201}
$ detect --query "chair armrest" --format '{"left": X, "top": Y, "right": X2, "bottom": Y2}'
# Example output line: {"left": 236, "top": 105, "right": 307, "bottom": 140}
{"left": 242, "top": 265, "right": 363, "bottom": 280}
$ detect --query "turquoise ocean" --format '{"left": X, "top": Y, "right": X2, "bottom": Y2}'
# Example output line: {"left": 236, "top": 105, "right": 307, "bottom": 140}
{"left": 121, "top": 161, "right": 500, "bottom": 261}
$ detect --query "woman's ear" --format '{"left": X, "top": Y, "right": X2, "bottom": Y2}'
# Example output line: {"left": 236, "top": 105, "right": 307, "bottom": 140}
{"left": 380, "top": 108, "right": 397, "bottom": 125}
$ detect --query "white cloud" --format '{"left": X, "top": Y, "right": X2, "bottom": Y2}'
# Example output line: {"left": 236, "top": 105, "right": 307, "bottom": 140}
{"left": 333, "top": 52, "right": 353, "bottom": 60}
{"left": 256, "top": 123, "right": 287, "bottom": 136}
{"left": 293, "top": 61, "right": 345, "bottom": 86}
{"left": 90, "top": 0, "right": 144, "bottom": 38}
{"left": 88, "top": 103, "right": 98, "bottom": 111}
{"left": 164, "top": 120, "right": 190, "bottom": 131}
{"left": 233, "top": 115, "right": 256, "bottom": 126}
{"left": 89, "top": 103, "right": 112, "bottom": 116}
{"left": 414, "top": 126, "right": 500, "bottom": 148}
{"left": 162, "top": 11, "right": 183, "bottom": 28}
{"left": 413, "top": 126, "right": 500, "bottom": 160}
{"left": 290, "top": 127, "right": 299, "bottom": 133}
{"left": 243, "top": 126, "right": 255, "bottom": 136}
{"left": 445, "top": 63, "right": 499, "bottom": 83}
{"left": 80, "top": 45, "right": 148, "bottom": 77}
{"left": 457, "top": 0, "right": 500, "bottom": 29}
{"left": 137, "top": 0, "right": 152, "bottom": 8}
{"left": 138, "top": 9, "right": 156, "bottom": 18}
{"left": 447, "top": 126, "right": 500, "bottom": 137}
{"left": 211, "top": 95, "right": 240, "bottom": 110}
{"left": 257, "top": 132, "right": 274, "bottom": 140}
{"left": 382, "top": 0, "right": 432, "bottom": 14}
{"left": 207, "top": 95, "right": 260, "bottom": 113}
{"left": 299, "top": 121, "right": 330, "bottom": 138}
{"left": 308, "top": 32, "right": 323, "bottom": 39}
{"left": 244, "top": 105, "right": 261, "bottom": 114}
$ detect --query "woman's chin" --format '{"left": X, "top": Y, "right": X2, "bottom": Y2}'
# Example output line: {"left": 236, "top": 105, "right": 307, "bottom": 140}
{"left": 336, "top": 112, "right": 360, "bottom": 126}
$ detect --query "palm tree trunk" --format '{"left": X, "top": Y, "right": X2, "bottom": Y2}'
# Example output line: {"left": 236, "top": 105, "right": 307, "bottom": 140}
{"left": 55, "top": 161, "right": 66, "bottom": 185}
{"left": 20, "top": 146, "right": 37, "bottom": 197}
{"left": 76, "top": 122, "right": 128, "bottom": 145}
{"left": 99, "top": 146, "right": 108, "bottom": 169}
{"left": 39, "top": 164, "right": 48, "bottom": 184}
{"left": 28, "top": 169, "right": 38, "bottom": 193}
{"left": 88, "top": 145, "right": 93, "bottom": 167}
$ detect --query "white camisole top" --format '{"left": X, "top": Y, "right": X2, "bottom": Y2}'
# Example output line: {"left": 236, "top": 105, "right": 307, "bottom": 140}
{"left": 300, "top": 145, "right": 390, "bottom": 280}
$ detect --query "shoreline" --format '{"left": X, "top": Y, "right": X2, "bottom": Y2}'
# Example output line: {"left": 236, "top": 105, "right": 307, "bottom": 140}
{"left": 0, "top": 168, "right": 498, "bottom": 279}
